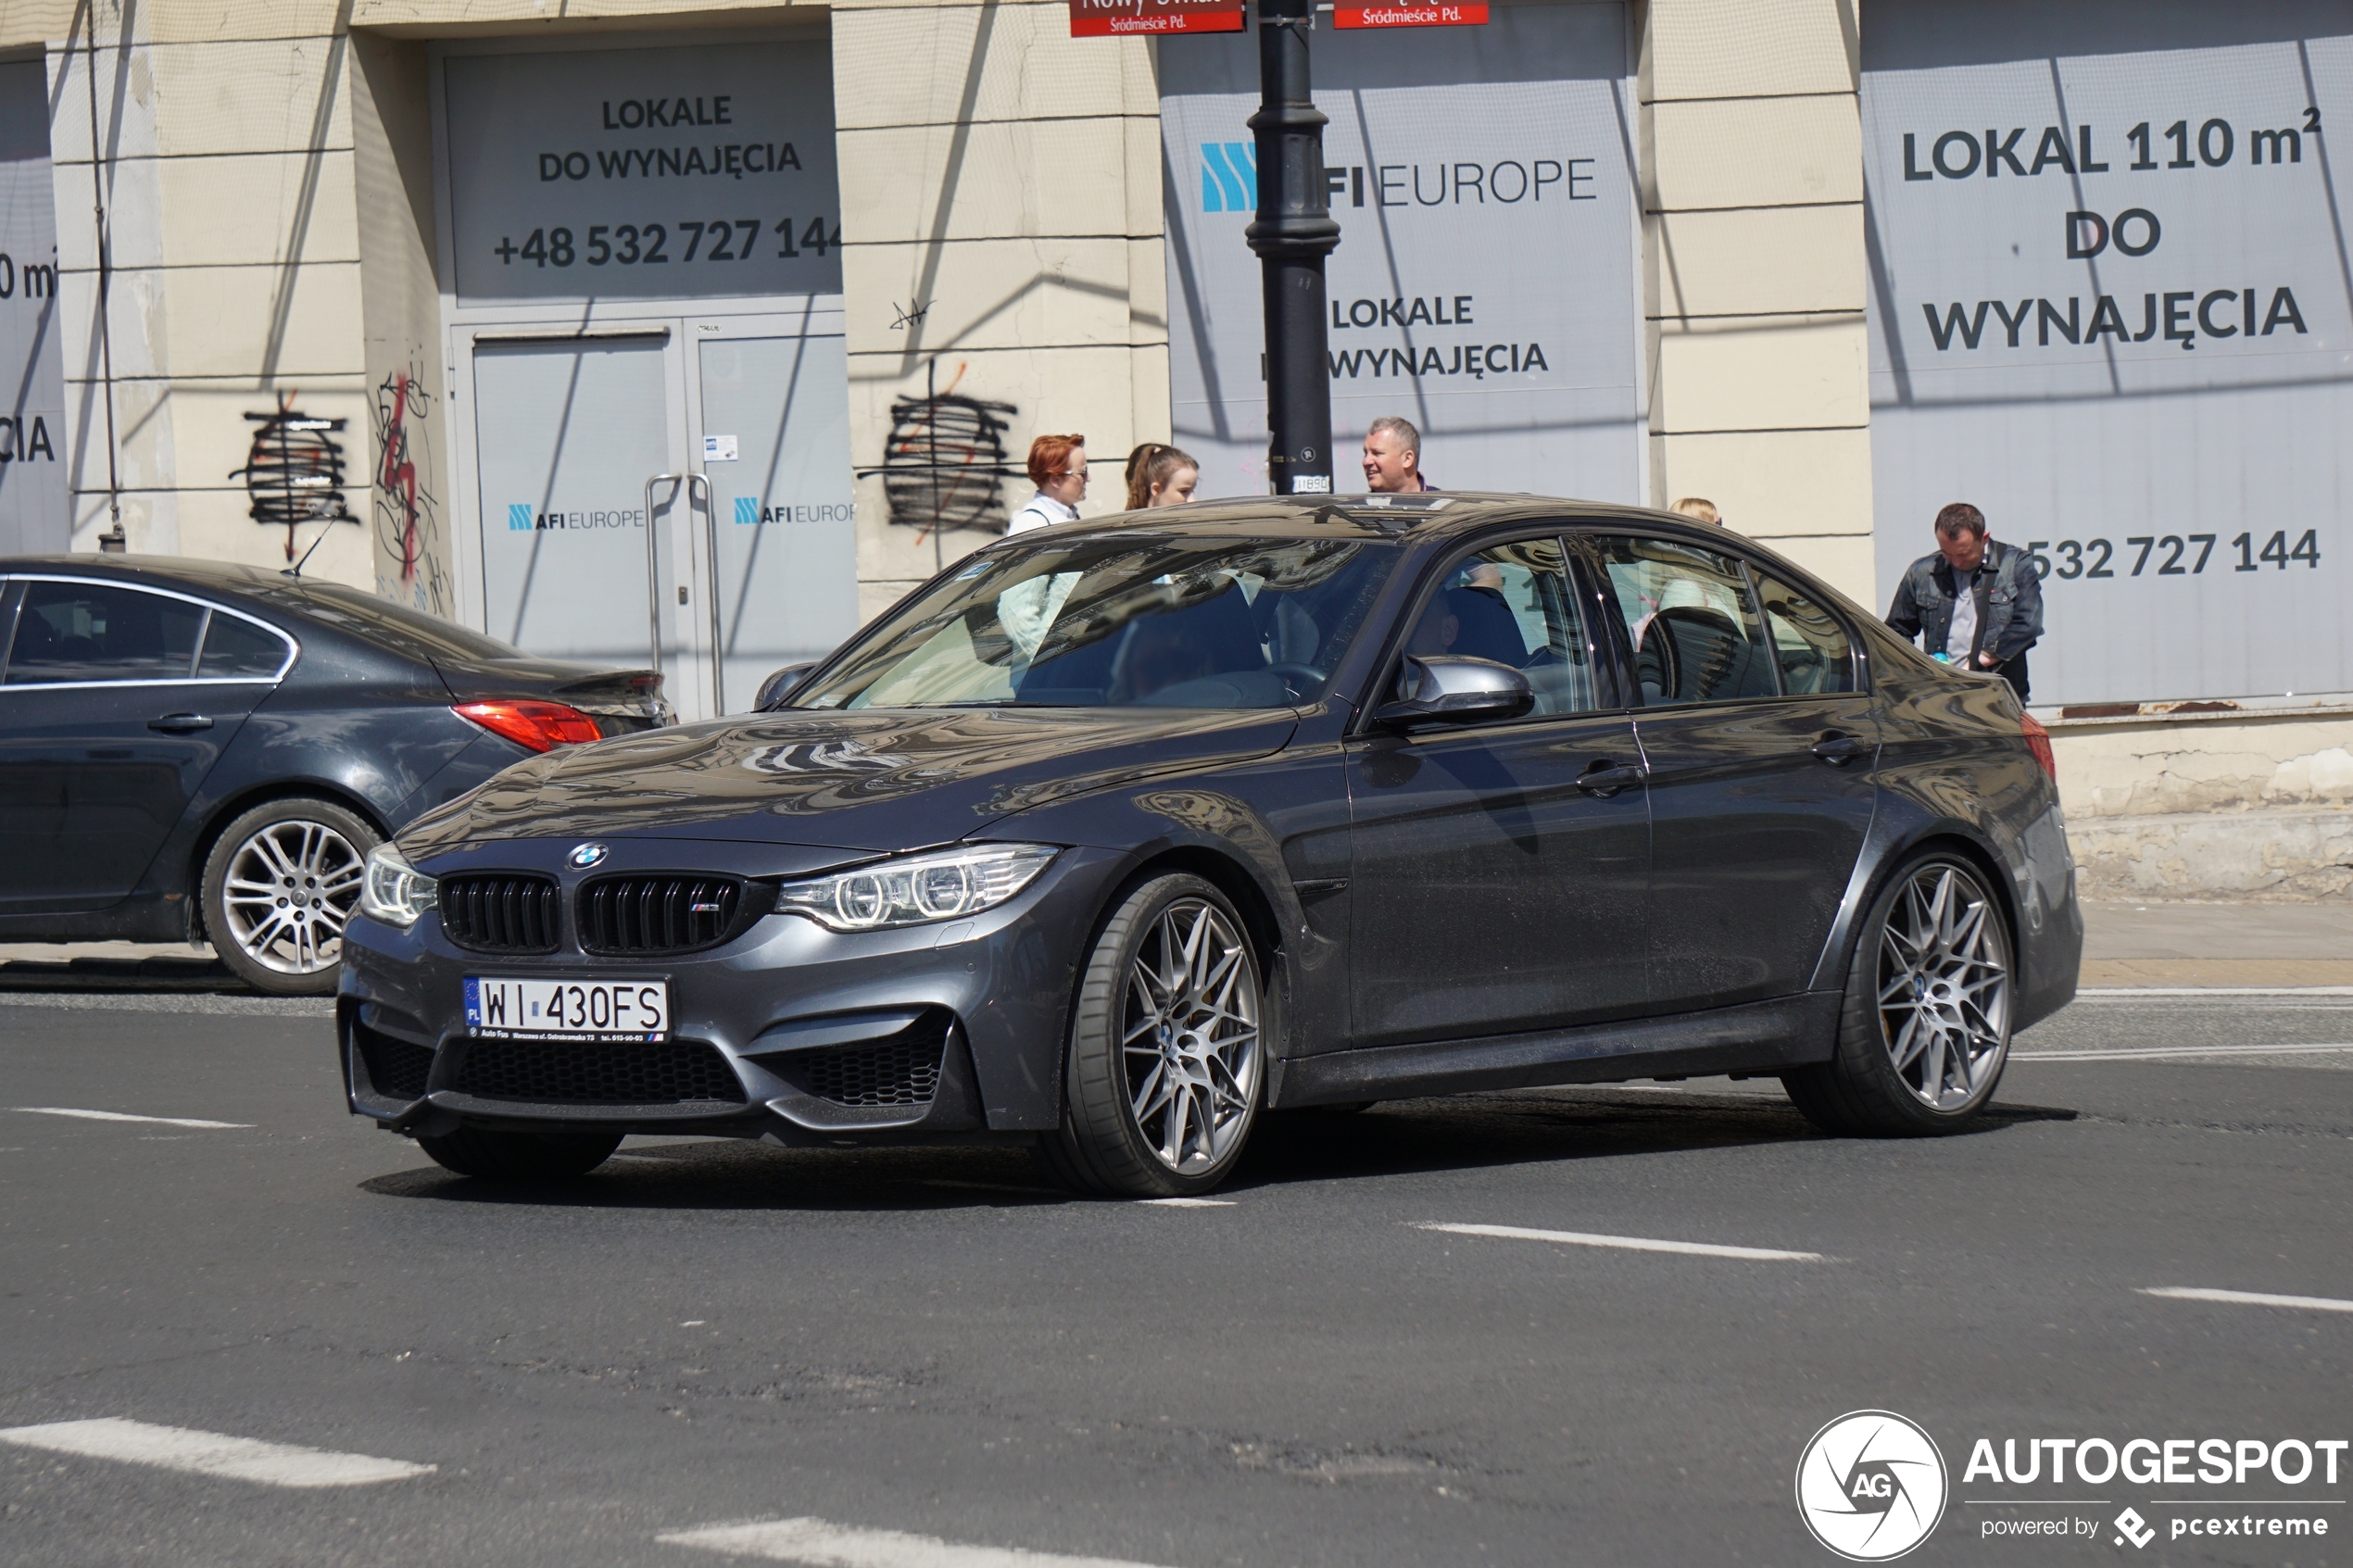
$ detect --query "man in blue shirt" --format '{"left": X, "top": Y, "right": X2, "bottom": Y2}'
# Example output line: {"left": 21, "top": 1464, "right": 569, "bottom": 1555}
{"left": 1885, "top": 502, "right": 2045, "bottom": 702}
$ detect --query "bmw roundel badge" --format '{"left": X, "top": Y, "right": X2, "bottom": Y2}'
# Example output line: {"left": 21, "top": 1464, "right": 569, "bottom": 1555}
{"left": 567, "top": 843, "right": 609, "bottom": 870}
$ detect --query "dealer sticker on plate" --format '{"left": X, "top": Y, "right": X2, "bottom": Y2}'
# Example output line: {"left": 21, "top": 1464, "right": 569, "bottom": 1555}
{"left": 464, "top": 977, "right": 669, "bottom": 1041}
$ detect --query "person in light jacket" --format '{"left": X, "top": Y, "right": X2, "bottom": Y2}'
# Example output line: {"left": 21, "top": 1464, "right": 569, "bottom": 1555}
{"left": 1008, "top": 433, "right": 1088, "bottom": 534}
{"left": 1885, "top": 502, "right": 2045, "bottom": 702}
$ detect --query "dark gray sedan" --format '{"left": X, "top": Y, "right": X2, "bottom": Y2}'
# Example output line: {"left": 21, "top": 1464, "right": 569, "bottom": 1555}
{"left": 0, "top": 557, "right": 669, "bottom": 994}
{"left": 343, "top": 495, "right": 2080, "bottom": 1196}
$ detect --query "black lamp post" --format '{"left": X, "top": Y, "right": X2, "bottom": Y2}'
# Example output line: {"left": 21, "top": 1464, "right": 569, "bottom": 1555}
{"left": 1244, "top": 0, "right": 1340, "bottom": 495}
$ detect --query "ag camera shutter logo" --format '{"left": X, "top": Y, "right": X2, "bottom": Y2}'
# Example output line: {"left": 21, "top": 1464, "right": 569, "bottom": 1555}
{"left": 1796, "top": 1411, "right": 1948, "bottom": 1561}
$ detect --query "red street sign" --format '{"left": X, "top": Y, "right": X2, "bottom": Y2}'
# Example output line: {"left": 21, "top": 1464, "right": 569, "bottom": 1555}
{"left": 1068, "top": 0, "right": 1244, "bottom": 35}
{"left": 1332, "top": 2, "right": 1488, "bottom": 26}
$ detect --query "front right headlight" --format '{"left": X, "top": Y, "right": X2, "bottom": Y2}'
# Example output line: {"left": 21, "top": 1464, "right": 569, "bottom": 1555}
{"left": 359, "top": 843, "right": 439, "bottom": 929}
{"left": 774, "top": 843, "right": 1057, "bottom": 933}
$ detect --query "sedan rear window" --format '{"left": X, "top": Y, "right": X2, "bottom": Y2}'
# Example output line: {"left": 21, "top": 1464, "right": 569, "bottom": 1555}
{"left": 796, "top": 536, "right": 1400, "bottom": 710}
{"left": 264, "top": 583, "right": 522, "bottom": 662}
{"left": 5, "top": 581, "right": 205, "bottom": 684}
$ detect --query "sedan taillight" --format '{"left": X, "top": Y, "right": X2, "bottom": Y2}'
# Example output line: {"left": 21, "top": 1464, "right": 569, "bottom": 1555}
{"left": 455, "top": 699, "right": 605, "bottom": 753}
{"left": 2020, "top": 712, "right": 2057, "bottom": 781}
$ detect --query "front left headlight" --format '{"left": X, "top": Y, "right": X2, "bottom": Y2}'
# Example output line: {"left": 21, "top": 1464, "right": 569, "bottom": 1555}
{"left": 775, "top": 843, "right": 1057, "bottom": 933}
{"left": 359, "top": 843, "right": 439, "bottom": 929}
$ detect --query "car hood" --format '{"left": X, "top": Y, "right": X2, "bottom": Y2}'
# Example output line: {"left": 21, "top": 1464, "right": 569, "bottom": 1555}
{"left": 398, "top": 705, "right": 1300, "bottom": 853}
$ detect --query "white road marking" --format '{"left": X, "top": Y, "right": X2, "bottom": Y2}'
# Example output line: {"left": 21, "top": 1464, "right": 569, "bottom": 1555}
{"left": 1413, "top": 1221, "right": 1824, "bottom": 1262}
{"left": 7, "top": 1106, "right": 252, "bottom": 1129}
{"left": 2140, "top": 1286, "right": 2353, "bottom": 1315}
{"left": 2079, "top": 986, "right": 2353, "bottom": 997}
{"left": 2012, "top": 1044, "right": 2353, "bottom": 1062}
{"left": 661, "top": 1517, "right": 1177, "bottom": 1566}
{"left": 0, "top": 1417, "right": 433, "bottom": 1486}
{"left": 1138, "top": 1197, "right": 1233, "bottom": 1208}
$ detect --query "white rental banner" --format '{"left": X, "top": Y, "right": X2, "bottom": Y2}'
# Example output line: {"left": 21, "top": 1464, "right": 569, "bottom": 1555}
{"left": 1159, "top": 3, "right": 1642, "bottom": 502}
{"left": 0, "top": 58, "right": 65, "bottom": 556}
{"left": 443, "top": 43, "right": 842, "bottom": 307}
{"left": 1862, "top": 0, "right": 2353, "bottom": 705}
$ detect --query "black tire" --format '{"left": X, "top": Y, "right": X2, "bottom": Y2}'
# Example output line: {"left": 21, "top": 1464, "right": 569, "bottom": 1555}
{"left": 1038, "top": 873, "right": 1268, "bottom": 1198}
{"left": 200, "top": 797, "right": 382, "bottom": 997}
{"left": 1782, "top": 850, "right": 2015, "bottom": 1136}
{"left": 415, "top": 1126, "right": 624, "bottom": 1181}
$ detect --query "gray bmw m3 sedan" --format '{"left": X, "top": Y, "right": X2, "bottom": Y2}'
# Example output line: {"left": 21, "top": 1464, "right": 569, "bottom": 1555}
{"left": 340, "top": 494, "right": 2080, "bottom": 1197}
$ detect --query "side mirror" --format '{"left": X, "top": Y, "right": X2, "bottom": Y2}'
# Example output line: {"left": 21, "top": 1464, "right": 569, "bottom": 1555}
{"left": 1371, "top": 656, "right": 1534, "bottom": 730}
{"left": 753, "top": 662, "right": 817, "bottom": 711}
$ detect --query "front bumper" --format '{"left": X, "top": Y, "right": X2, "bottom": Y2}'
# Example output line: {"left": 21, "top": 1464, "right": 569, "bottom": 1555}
{"left": 337, "top": 841, "right": 1132, "bottom": 1141}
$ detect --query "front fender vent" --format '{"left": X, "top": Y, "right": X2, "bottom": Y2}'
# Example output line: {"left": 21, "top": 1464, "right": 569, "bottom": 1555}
{"left": 576, "top": 874, "right": 773, "bottom": 955}
{"left": 437, "top": 873, "right": 561, "bottom": 954}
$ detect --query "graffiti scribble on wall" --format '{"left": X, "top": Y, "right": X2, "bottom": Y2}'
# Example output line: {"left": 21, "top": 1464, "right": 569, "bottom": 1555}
{"left": 879, "top": 361, "right": 1018, "bottom": 537}
{"left": 371, "top": 363, "right": 448, "bottom": 615}
{"left": 231, "top": 392, "right": 356, "bottom": 559}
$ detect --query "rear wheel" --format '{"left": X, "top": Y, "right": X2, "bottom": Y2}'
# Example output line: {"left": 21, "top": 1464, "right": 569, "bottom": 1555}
{"left": 201, "top": 797, "right": 379, "bottom": 997}
{"left": 415, "top": 1126, "right": 623, "bottom": 1181}
{"left": 1782, "top": 853, "right": 2013, "bottom": 1136}
{"left": 1038, "top": 874, "right": 1265, "bottom": 1198}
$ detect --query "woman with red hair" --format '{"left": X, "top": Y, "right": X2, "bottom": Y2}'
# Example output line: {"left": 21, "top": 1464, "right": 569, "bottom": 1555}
{"left": 1008, "top": 433, "right": 1088, "bottom": 534}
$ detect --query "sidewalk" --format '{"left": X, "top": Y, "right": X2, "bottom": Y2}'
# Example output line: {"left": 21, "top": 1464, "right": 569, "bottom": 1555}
{"left": 2080, "top": 901, "right": 2353, "bottom": 988}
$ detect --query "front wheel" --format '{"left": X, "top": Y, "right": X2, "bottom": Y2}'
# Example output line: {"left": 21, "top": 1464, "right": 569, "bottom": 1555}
{"left": 1038, "top": 874, "right": 1266, "bottom": 1198}
{"left": 415, "top": 1126, "right": 624, "bottom": 1181}
{"left": 1782, "top": 853, "right": 2013, "bottom": 1136}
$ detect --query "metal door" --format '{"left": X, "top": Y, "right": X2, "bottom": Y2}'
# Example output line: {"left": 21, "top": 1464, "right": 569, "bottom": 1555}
{"left": 686, "top": 315, "right": 856, "bottom": 713}
{"left": 469, "top": 329, "right": 706, "bottom": 711}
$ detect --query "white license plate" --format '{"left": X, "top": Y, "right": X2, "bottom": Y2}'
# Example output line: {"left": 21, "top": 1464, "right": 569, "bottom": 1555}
{"left": 464, "top": 977, "right": 669, "bottom": 1040}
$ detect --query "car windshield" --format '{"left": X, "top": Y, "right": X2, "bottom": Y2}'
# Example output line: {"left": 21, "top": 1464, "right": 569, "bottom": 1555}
{"left": 794, "top": 534, "right": 1399, "bottom": 710}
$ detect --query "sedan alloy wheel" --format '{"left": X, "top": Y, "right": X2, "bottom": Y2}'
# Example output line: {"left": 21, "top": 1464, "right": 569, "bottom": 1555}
{"left": 1121, "top": 897, "right": 1262, "bottom": 1174}
{"left": 1876, "top": 862, "right": 2010, "bottom": 1110}
{"left": 202, "top": 797, "right": 382, "bottom": 996}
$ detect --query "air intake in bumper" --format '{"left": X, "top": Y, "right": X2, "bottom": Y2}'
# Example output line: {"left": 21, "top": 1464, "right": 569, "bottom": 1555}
{"left": 765, "top": 1011, "right": 949, "bottom": 1108}
{"left": 454, "top": 1037, "right": 748, "bottom": 1105}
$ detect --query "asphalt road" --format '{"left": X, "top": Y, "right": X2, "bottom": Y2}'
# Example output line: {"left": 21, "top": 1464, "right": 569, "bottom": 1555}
{"left": 2, "top": 989, "right": 2347, "bottom": 1568}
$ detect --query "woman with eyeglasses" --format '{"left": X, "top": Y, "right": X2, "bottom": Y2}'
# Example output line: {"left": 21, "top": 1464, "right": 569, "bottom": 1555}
{"left": 1008, "top": 433, "right": 1090, "bottom": 534}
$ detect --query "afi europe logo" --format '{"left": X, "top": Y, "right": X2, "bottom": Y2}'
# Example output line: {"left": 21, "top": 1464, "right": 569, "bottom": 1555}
{"left": 1796, "top": 1411, "right": 1949, "bottom": 1561}
{"left": 506, "top": 503, "right": 644, "bottom": 532}
{"left": 1201, "top": 142, "right": 1257, "bottom": 212}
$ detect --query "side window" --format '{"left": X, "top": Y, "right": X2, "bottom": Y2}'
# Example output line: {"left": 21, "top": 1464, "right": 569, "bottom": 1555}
{"left": 197, "top": 612, "right": 294, "bottom": 680}
{"left": 1753, "top": 573, "right": 1855, "bottom": 695}
{"left": 1401, "top": 537, "right": 1600, "bottom": 716}
{"left": 5, "top": 581, "right": 205, "bottom": 685}
{"left": 1589, "top": 535, "right": 1780, "bottom": 706}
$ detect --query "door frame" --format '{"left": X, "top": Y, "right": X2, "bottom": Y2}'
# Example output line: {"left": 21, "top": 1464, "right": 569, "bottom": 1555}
{"left": 425, "top": 29, "right": 847, "bottom": 723}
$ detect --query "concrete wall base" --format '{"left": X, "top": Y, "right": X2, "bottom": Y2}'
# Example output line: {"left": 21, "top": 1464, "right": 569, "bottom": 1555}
{"left": 2069, "top": 807, "right": 2353, "bottom": 902}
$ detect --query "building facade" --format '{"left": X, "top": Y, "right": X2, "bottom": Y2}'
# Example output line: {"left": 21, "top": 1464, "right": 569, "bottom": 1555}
{"left": 1, "top": 0, "right": 2347, "bottom": 888}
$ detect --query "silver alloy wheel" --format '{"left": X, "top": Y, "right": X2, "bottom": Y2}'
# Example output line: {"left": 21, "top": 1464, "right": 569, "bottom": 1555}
{"left": 1120, "top": 897, "right": 1261, "bottom": 1173}
{"left": 220, "top": 819, "right": 366, "bottom": 975}
{"left": 1876, "top": 863, "right": 2010, "bottom": 1110}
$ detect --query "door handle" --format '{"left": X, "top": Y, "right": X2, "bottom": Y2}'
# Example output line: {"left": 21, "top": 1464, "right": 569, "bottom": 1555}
{"left": 1810, "top": 731, "right": 1867, "bottom": 765}
{"left": 643, "top": 472, "right": 690, "bottom": 673}
{"left": 147, "top": 713, "right": 213, "bottom": 734}
{"left": 1576, "top": 759, "right": 1646, "bottom": 797}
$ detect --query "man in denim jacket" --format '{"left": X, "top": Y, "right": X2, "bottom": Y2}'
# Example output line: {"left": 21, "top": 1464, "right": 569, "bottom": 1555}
{"left": 1884, "top": 502, "right": 2045, "bottom": 702}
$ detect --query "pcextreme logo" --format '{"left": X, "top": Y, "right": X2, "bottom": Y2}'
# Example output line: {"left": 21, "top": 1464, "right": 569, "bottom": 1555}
{"left": 1796, "top": 1411, "right": 1950, "bottom": 1562}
